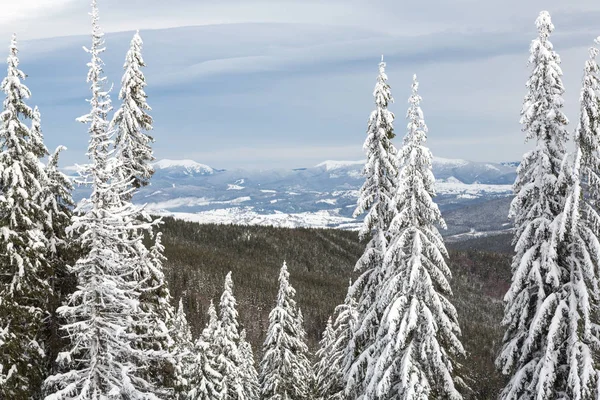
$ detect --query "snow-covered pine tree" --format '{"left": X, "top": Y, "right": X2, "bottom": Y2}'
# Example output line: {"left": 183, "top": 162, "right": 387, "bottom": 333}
{"left": 344, "top": 55, "right": 399, "bottom": 399}
{"left": 238, "top": 330, "right": 259, "bottom": 400}
{"left": 215, "top": 272, "right": 246, "bottom": 400}
{"left": 549, "top": 38, "right": 600, "bottom": 399}
{"left": 184, "top": 299, "right": 224, "bottom": 400}
{"left": 496, "top": 11, "right": 571, "bottom": 400}
{"left": 111, "top": 30, "right": 154, "bottom": 193}
{"left": 259, "top": 262, "right": 312, "bottom": 400}
{"left": 0, "top": 33, "right": 53, "bottom": 399}
{"left": 43, "top": 144, "right": 76, "bottom": 377}
{"left": 314, "top": 283, "right": 358, "bottom": 400}
{"left": 364, "top": 74, "right": 465, "bottom": 399}
{"left": 314, "top": 317, "right": 335, "bottom": 400}
{"left": 43, "top": 2, "right": 163, "bottom": 398}
{"left": 172, "top": 298, "right": 194, "bottom": 398}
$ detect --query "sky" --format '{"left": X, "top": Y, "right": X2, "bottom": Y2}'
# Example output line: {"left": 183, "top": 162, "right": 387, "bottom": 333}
{"left": 1, "top": 0, "right": 600, "bottom": 169}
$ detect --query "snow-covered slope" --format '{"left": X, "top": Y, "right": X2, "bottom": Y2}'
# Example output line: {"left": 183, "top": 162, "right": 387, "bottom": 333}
{"left": 66, "top": 158, "right": 517, "bottom": 233}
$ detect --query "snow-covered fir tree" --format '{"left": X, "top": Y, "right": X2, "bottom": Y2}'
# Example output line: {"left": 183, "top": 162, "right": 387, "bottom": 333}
{"left": 314, "top": 317, "right": 335, "bottom": 400}
{"left": 172, "top": 298, "right": 194, "bottom": 399}
{"left": 111, "top": 30, "right": 154, "bottom": 192}
{"left": 496, "top": 11, "right": 572, "bottom": 400}
{"left": 0, "top": 33, "right": 53, "bottom": 399}
{"left": 344, "top": 56, "right": 399, "bottom": 399}
{"left": 364, "top": 74, "right": 465, "bottom": 399}
{"left": 43, "top": 2, "right": 164, "bottom": 398}
{"left": 214, "top": 272, "right": 247, "bottom": 400}
{"left": 43, "top": 144, "right": 75, "bottom": 377}
{"left": 238, "top": 330, "right": 259, "bottom": 400}
{"left": 259, "top": 262, "right": 312, "bottom": 400}
{"left": 315, "top": 282, "right": 358, "bottom": 400}
{"left": 548, "top": 38, "right": 600, "bottom": 399}
{"left": 185, "top": 300, "right": 224, "bottom": 400}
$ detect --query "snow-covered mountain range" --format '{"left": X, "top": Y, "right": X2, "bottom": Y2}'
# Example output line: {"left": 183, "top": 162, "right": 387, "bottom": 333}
{"left": 67, "top": 157, "right": 517, "bottom": 235}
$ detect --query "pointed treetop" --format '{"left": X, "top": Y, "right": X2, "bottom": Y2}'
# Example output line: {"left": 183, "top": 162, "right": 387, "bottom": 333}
{"left": 535, "top": 11, "right": 554, "bottom": 39}
{"left": 381, "top": 54, "right": 384, "bottom": 62}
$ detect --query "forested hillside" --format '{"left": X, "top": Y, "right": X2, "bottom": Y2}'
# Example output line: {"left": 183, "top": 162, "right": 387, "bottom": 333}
{"left": 158, "top": 217, "right": 511, "bottom": 399}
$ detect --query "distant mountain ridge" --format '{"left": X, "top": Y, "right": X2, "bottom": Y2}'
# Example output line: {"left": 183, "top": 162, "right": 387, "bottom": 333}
{"left": 65, "top": 157, "right": 517, "bottom": 234}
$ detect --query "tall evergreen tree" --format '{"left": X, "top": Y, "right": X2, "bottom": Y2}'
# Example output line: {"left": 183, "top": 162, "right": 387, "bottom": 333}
{"left": 185, "top": 300, "right": 224, "bottom": 400}
{"left": 43, "top": 144, "right": 76, "bottom": 377}
{"left": 43, "top": 2, "right": 162, "bottom": 398}
{"left": 173, "top": 298, "right": 194, "bottom": 399}
{"left": 215, "top": 272, "right": 246, "bottom": 400}
{"left": 111, "top": 30, "right": 154, "bottom": 192}
{"left": 549, "top": 38, "right": 600, "bottom": 399}
{"left": 315, "top": 282, "right": 359, "bottom": 400}
{"left": 259, "top": 262, "right": 312, "bottom": 400}
{"left": 345, "top": 56, "right": 399, "bottom": 399}
{"left": 0, "top": 33, "right": 53, "bottom": 399}
{"left": 365, "top": 75, "right": 465, "bottom": 399}
{"left": 238, "top": 330, "right": 259, "bottom": 400}
{"left": 496, "top": 11, "right": 571, "bottom": 400}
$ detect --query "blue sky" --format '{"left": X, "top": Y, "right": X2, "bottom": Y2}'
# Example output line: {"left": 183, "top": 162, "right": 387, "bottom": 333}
{"left": 2, "top": 0, "right": 600, "bottom": 169}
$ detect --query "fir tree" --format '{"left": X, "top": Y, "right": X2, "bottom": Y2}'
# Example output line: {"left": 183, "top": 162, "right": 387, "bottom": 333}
{"left": 345, "top": 56, "right": 399, "bottom": 399}
{"left": 43, "top": 2, "right": 163, "bottom": 398}
{"left": 238, "top": 330, "right": 259, "bottom": 400}
{"left": 186, "top": 300, "right": 224, "bottom": 400}
{"left": 112, "top": 30, "right": 154, "bottom": 192}
{"left": 314, "top": 317, "right": 335, "bottom": 400}
{"left": 365, "top": 75, "right": 465, "bottom": 399}
{"left": 549, "top": 38, "right": 600, "bottom": 399}
{"left": 215, "top": 272, "right": 246, "bottom": 400}
{"left": 496, "top": 11, "right": 571, "bottom": 400}
{"left": 259, "top": 262, "right": 312, "bottom": 400}
{"left": 43, "top": 145, "right": 76, "bottom": 377}
{"left": 173, "top": 298, "right": 194, "bottom": 399}
{"left": 0, "top": 33, "right": 53, "bottom": 399}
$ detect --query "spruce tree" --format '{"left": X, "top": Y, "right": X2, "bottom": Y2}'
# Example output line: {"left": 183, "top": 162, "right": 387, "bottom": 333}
{"left": 0, "top": 33, "right": 53, "bottom": 399}
{"left": 185, "top": 300, "right": 224, "bottom": 400}
{"left": 496, "top": 11, "right": 571, "bottom": 400}
{"left": 316, "top": 283, "right": 358, "bottom": 400}
{"left": 549, "top": 38, "right": 600, "bottom": 399}
{"left": 344, "top": 56, "right": 399, "bottom": 399}
{"left": 43, "top": 2, "right": 162, "bottom": 398}
{"left": 238, "top": 330, "right": 259, "bottom": 400}
{"left": 112, "top": 30, "right": 154, "bottom": 192}
{"left": 259, "top": 262, "right": 312, "bottom": 400}
{"left": 314, "top": 317, "right": 335, "bottom": 400}
{"left": 173, "top": 298, "right": 194, "bottom": 399}
{"left": 365, "top": 75, "right": 465, "bottom": 399}
{"left": 215, "top": 272, "right": 246, "bottom": 400}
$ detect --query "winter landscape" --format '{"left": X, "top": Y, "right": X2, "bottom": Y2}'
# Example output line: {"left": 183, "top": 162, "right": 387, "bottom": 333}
{"left": 2, "top": 1, "right": 600, "bottom": 400}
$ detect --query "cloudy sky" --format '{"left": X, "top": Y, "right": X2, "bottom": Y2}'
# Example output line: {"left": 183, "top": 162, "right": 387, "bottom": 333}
{"left": 1, "top": 0, "right": 599, "bottom": 169}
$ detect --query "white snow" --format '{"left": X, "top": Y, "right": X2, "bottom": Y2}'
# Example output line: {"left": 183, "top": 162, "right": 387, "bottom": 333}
{"left": 432, "top": 156, "right": 469, "bottom": 167}
{"left": 315, "top": 160, "right": 365, "bottom": 170}
{"left": 153, "top": 159, "right": 214, "bottom": 174}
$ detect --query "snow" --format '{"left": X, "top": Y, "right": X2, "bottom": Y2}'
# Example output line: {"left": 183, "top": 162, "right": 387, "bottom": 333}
{"left": 227, "top": 184, "right": 245, "bottom": 190}
{"left": 315, "top": 160, "right": 366, "bottom": 170}
{"left": 432, "top": 156, "right": 469, "bottom": 167}
{"left": 153, "top": 159, "right": 214, "bottom": 174}
{"left": 260, "top": 189, "right": 277, "bottom": 193}
{"left": 156, "top": 207, "right": 361, "bottom": 230}
{"left": 146, "top": 196, "right": 252, "bottom": 211}
{"left": 317, "top": 199, "right": 337, "bottom": 205}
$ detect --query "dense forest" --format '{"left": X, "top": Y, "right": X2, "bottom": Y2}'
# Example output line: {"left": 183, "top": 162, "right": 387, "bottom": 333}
{"left": 158, "top": 217, "right": 511, "bottom": 399}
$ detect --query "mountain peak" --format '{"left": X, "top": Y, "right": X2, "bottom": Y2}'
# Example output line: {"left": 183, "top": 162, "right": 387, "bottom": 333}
{"left": 153, "top": 159, "right": 214, "bottom": 174}
{"left": 314, "top": 160, "right": 365, "bottom": 170}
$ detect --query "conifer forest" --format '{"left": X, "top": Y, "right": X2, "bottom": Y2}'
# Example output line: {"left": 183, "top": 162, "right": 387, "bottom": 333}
{"left": 1, "top": 2, "right": 600, "bottom": 400}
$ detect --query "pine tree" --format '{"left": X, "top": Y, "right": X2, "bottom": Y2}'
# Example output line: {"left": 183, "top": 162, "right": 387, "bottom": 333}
{"left": 43, "top": 145, "right": 76, "bottom": 377}
{"left": 238, "top": 330, "right": 259, "bottom": 400}
{"left": 111, "top": 30, "right": 154, "bottom": 192}
{"left": 0, "top": 33, "right": 53, "bottom": 399}
{"left": 364, "top": 74, "right": 465, "bottom": 399}
{"left": 549, "top": 38, "right": 600, "bottom": 399}
{"left": 314, "top": 317, "right": 335, "bottom": 400}
{"left": 43, "top": 2, "right": 163, "bottom": 398}
{"left": 173, "top": 298, "right": 194, "bottom": 399}
{"left": 345, "top": 56, "right": 399, "bottom": 399}
{"left": 215, "top": 272, "right": 246, "bottom": 400}
{"left": 259, "top": 262, "right": 312, "bottom": 400}
{"left": 185, "top": 300, "right": 224, "bottom": 400}
{"left": 496, "top": 11, "right": 571, "bottom": 400}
